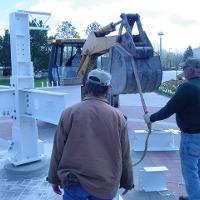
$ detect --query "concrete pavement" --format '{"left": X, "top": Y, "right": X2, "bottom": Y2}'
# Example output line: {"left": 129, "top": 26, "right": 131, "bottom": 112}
{"left": 0, "top": 104, "right": 186, "bottom": 200}
{"left": 0, "top": 71, "right": 187, "bottom": 200}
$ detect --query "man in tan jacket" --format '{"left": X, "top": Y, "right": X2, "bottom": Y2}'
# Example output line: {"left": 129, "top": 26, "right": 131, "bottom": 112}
{"left": 47, "top": 69, "right": 134, "bottom": 199}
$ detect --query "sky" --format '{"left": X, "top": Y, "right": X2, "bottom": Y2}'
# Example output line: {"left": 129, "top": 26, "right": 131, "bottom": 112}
{"left": 0, "top": 0, "right": 200, "bottom": 52}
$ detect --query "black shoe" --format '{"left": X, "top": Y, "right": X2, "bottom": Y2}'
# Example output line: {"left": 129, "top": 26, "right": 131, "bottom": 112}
{"left": 179, "top": 196, "right": 189, "bottom": 200}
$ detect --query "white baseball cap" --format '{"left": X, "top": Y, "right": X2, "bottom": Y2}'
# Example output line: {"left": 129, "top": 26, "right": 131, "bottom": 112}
{"left": 87, "top": 69, "right": 111, "bottom": 86}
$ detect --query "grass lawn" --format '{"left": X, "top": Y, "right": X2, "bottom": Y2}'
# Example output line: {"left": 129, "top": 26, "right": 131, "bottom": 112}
{"left": 0, "top": 78, "right": 10, "bottom": 86}
{"left": 34, "top": 78, "right": 48, "bottom": 87}
{"left": 0, "top": 77, "right": 48, "bottom": 87}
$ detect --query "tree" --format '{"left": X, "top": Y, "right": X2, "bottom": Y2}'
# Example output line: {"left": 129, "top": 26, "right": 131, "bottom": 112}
{"left": 0, "top": 29, "right": 11, "bottom": 76}
{"left": 84, "top": 21, "right": 101, "bottom": 36}
{"left": 0, "top": 35, "right": 3, "bottom": 64}
{"left": 30, "top": 19, "right": 50, "bottom": 72}
{"left": 162, "top": 49, "right": 183, "bottom": 69}
{"left": 56, "top": 21, "right": 79, "bottom": 38}
{"left": 183, "top": 45, "right": 193, "bottom": 61}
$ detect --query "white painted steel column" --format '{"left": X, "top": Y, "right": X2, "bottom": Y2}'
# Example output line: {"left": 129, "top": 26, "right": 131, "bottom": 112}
{"left": 9, "top": 11, "right": 42, "bottom": 165}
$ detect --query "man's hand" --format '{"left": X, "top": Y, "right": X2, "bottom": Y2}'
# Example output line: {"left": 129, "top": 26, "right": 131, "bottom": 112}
{"left": 51, "top": 184, "right": 62, "bottom": 195}
{"left": 144, "top": 113, "right": 151, "bottom": 124}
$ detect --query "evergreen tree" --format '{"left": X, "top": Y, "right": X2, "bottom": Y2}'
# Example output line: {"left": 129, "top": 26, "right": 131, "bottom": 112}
{"left": 0, "top": 29, "right": 11, "bottom": 76}
{"left": 183, "top": 45, "right": 193, "bottom": 61}
{"left": 30, "top": 19, "right": 50, "bottom": 72}
{"left": 0, "top": 35, "right": 3, "bottom": 65}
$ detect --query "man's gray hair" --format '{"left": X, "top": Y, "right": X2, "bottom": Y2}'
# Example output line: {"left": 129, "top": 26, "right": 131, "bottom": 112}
{"left": 181, "top": 57, "right": 200, "bottom": 70}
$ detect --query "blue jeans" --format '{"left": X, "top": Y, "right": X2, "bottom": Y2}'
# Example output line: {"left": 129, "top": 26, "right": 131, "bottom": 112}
{"left": 63, "top": 183, "right": 113, "bottom": 200}
{"left": 180, "top": 132, "right": 200, "bottom": 200}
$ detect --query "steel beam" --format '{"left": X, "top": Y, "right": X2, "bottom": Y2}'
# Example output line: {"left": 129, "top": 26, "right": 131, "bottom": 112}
{"left": 0, "top": 88, "right": 14, "bottom": 117}
{"left": 22, "top": 86, "right": 81, "bottom": 124}
{"left": 132, "top": 129, "right": 180, "bottom": 151}
{"left": 138, "top": 166, "right": 168, "bottom": 192}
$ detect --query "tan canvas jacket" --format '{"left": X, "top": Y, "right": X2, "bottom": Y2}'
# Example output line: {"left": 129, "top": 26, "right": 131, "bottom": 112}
{"left": 48, "top": 97, "right": 133, "bottom": 198}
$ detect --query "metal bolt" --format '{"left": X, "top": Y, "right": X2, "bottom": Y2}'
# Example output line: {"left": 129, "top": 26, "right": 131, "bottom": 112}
{"left": 9, "top": 144, "right": 13, "bottom": 150}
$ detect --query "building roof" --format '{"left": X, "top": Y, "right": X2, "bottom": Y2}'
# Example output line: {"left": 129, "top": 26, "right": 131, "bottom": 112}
{"left": 193, "top": 47, "right": 200, "bottom": 58}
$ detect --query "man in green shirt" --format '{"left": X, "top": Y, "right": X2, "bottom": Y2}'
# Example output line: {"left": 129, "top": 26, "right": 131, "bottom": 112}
{"left": 144, "top": 57, "right": 200, "bottom": 200}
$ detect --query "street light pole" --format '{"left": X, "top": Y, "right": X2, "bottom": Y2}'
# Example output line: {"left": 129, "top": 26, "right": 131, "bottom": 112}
{"left": 158, "top": 31, "right": 164, "bottom": 64}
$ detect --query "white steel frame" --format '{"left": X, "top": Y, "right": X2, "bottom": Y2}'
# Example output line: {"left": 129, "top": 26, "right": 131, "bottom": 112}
{"left": 0, "top": 11, "right": 81, "bottom": 166}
